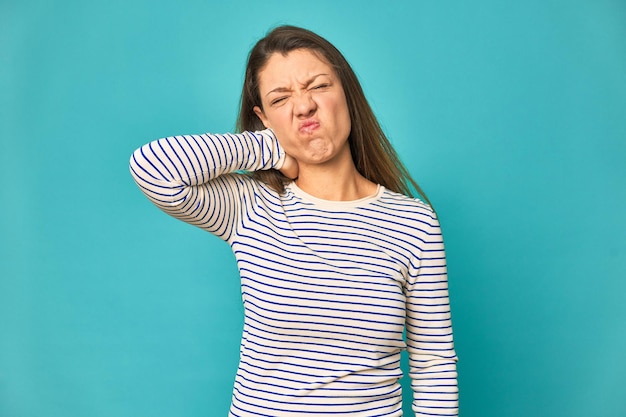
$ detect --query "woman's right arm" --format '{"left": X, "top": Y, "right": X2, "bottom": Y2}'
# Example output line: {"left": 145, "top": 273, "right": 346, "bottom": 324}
{"left": 129, "top": 129, "right": 285, "bottom": 240}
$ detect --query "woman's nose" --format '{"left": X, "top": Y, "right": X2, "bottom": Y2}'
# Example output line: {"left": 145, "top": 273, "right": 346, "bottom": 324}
{"left": 293, "top": 93, "right": 317, "bottom": 117}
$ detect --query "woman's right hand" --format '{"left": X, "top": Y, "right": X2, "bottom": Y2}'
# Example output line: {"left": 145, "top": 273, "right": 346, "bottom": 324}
{"left": 279, "top": 154, "right": 299, "bottom": 179}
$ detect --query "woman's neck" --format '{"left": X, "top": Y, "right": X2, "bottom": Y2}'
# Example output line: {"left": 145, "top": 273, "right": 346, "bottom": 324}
{"left": 295, "top": 158, "right": 377, "bottom": 201}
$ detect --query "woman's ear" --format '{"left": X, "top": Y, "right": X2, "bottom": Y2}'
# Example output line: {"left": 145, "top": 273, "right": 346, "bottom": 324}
{"left": 253, "top": 106, "right": 271, "bottom": 129}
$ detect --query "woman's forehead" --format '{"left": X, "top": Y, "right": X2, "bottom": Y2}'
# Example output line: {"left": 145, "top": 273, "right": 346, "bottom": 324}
{"left": 257, "top": 49, "right": 336, "bottom": 90}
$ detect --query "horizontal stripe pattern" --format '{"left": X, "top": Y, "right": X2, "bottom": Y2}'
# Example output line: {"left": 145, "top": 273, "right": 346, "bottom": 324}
{"left": 130, "top": 129, "right": 458, "bottom": 416}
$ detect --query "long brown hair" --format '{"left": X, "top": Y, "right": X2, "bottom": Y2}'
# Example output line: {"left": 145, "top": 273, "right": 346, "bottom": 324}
{"left": 236, "top": 25, "right": 431, "bottom": 205}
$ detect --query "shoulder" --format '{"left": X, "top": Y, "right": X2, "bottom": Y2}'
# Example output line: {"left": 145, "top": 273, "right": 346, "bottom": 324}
{"left": 362, "top": 188, "right": 444, "bottom": 244}
{"left": 374, "top": 188, "right": 438, "bottom": 222}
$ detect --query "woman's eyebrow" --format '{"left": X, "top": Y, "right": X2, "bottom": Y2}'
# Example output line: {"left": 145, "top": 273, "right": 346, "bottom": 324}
{"left": 266, "top": 86, "right": 291, "bottom": 96}
{"left": 265, "top": 73, "right": 330, "bottom": 97}
{"left": 301, "top": 73, "right": 330, "bottom": 87}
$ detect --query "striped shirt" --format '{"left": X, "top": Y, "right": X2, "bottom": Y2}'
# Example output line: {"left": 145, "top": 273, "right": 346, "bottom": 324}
{"left": 130, "top": 129, "right": 458, "bottom": 416}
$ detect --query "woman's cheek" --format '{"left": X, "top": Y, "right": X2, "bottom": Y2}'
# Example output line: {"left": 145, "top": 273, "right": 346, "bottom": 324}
{"left": 280, "top": 136, "right": 300, "bottom": 159}
{"left": 269, "top": 121, "right": 297, "bottom": 155}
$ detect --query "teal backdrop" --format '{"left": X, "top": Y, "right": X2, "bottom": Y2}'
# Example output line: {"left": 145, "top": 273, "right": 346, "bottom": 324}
{"left": 2, "top": 1, "right": 625, "bottom": 416}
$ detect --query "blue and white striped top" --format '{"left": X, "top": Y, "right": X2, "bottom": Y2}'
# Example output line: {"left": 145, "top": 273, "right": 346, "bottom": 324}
{"left": 130, "top": 129, "right": 458, "bottom": 416}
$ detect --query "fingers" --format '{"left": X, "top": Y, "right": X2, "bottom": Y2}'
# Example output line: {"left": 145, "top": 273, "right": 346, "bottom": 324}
{"left": 279, "top": 154, "right": 299, "bottom": 179}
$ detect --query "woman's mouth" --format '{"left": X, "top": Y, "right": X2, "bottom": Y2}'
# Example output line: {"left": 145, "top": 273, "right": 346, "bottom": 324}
{"left": 299, "top": 120, "right": 320, "bottom": 134}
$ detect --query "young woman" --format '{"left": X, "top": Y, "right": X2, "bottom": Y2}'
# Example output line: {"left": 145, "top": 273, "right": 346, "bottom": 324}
{"left": 130, "top": 25, "right": 458, "bottom": 417}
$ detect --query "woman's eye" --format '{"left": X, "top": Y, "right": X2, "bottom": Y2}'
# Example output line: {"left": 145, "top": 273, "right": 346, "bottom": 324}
{"left": 312, "top": 83, "right": 329, "bottom": 90}
{"left": 271, "top": 97, "right": 287, "bottom": 105}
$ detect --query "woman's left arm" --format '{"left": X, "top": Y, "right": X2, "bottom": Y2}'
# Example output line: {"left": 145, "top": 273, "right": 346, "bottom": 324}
{"left": 405, "top": 211, "right": 459, "bottom": 416}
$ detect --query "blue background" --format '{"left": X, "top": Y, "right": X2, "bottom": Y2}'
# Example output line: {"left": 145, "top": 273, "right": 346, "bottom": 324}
{"left": 2, "top": 1, "right": 625, "bottom": 416}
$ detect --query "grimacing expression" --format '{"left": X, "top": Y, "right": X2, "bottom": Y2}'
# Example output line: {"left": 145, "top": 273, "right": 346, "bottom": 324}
{"left": 253, "top": 49, "right": 352, "bottom": 169}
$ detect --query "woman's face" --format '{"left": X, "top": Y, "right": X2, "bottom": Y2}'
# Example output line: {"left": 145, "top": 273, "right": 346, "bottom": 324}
{"left": 253, "top": 49, "right": 352, "bottom": 169}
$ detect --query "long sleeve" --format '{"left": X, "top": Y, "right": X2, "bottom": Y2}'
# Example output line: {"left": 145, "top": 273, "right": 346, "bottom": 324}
{"left": 129, "top": 129, "right": 285, "bottom": 240}
{"left": 405, "top": 212, "right": 459, "bottom": 416}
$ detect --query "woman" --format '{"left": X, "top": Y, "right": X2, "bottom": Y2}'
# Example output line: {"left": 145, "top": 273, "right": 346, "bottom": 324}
{"left": 130, "top": 25, "right": 458, "bottom": 417}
